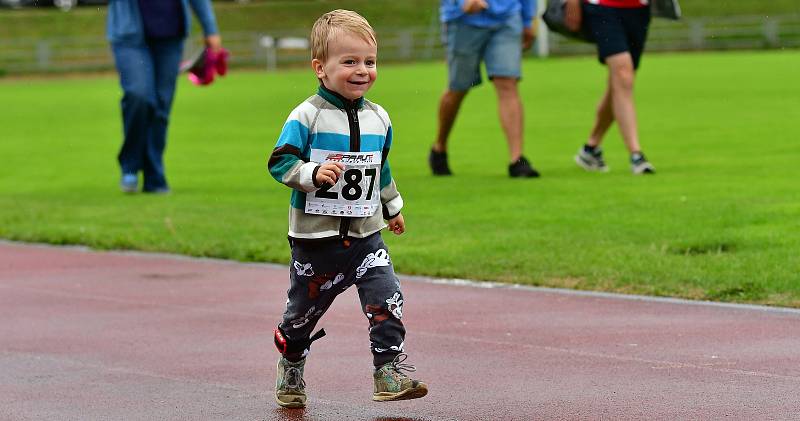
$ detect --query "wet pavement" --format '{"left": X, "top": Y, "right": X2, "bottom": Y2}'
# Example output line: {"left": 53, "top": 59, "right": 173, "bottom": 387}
{"left": 2, "top": 242, "right": 799, "bottom": 420}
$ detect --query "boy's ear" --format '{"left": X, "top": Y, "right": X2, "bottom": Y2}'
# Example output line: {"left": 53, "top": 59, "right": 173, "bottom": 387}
{"left": 311, "top": 59, "right": 325, "bottom": 79}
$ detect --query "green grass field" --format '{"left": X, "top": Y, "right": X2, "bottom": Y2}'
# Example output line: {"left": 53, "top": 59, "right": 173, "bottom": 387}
{"left": 1, "top": 51, "right": 799, "bottom": 306}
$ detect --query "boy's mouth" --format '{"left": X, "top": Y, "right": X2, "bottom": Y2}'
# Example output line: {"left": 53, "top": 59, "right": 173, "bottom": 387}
{"left": 348, "top": 81, "right": 369, "bottom": 86}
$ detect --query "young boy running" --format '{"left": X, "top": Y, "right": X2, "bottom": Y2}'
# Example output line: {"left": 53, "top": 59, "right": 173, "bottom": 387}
{"left": 267, "top": 9, "right": 428, "bottom": 408}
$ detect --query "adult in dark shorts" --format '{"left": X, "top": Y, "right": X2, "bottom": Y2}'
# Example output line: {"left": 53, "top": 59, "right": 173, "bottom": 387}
{"left": 566, "top": 0, "right": 655, "bottom": 174}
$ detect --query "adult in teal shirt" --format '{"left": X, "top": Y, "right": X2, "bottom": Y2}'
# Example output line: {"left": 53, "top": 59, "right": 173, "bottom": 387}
{"left": 107, "top": 0, "right": 223, "bottom": 193}
{"left": 431, "top": 0, "right": 539, "bottom": 178}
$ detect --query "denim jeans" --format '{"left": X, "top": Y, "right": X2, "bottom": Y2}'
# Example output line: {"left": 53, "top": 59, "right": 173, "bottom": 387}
{"left": 111, "top": 37, "right": 184, "bottom": 191}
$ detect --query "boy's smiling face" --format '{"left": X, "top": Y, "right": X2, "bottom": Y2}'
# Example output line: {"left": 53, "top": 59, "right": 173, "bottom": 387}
{"left": 312, "top": 33, "right": 377, "bottom": 101}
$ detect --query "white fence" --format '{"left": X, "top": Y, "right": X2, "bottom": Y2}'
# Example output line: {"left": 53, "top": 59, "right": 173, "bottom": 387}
{"left": 1, "top": 14, "right": 798, "bottom": 75}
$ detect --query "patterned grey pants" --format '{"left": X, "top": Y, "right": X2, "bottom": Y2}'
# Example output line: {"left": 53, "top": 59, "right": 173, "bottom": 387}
{"left": 278, "top": 232, "right": 406, "bottom": 366}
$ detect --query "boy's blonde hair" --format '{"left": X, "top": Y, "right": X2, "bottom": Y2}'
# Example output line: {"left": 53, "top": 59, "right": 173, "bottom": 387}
{"left": 310, "top": 9, "right": 377, "bottom": 62}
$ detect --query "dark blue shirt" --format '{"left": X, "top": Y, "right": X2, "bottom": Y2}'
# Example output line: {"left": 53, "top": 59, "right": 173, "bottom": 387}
{"left": 137, "top": 0, "right": 185, "bottom": 39}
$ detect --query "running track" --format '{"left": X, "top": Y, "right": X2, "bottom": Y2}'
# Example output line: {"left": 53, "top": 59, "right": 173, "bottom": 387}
{"left": 2, "top": 242, "right": 799, "bottom": 420}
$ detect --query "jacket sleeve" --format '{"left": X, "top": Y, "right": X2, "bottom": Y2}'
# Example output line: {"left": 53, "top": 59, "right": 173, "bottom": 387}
{"left": 379, "top": 120, "right": 404, "bottom": 219}
{"left": 187, "top": 0, "right": 219, "bottom": 36}
{"left": 268, "top": 105, "right": 320, "bottom": 193}
{"left": 520, "top": 0, "right": 536, "bottom": 29}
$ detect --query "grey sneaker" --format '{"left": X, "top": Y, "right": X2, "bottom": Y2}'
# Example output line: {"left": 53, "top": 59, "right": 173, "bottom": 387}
{"left": 275, "top": 357, "right": 307, "bottom": 408}
{"left": 631, "top": 152, "right": 655, "bottom": 175}
{"left": 574, "top": 147, "right": 609, "bottom": 172}
{"left": 372, "top": 353, "right": 428, "bottom": 402}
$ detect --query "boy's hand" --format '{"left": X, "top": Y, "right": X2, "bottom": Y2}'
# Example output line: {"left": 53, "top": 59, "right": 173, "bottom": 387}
{"left": 386, "top": 213, "right": 405, "bottom": 235}
{"left": 462, "top": 0, "right": 488, "bottom": 14}
{"left": 315, "top": 162, "right": 345, "bottom": 187}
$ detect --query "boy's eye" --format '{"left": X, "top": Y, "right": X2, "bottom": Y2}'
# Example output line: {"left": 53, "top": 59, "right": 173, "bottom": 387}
{"left": 366, "top": 60, "right": 376, "bottom": 67}
{"left": 344, "top": 59, "right": 356, "bottom": 65}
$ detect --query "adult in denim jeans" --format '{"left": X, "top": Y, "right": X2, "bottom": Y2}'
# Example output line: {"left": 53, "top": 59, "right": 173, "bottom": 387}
{"left": 430, "top": 0, "right": 540, "bottom": 178}
{"left": 107, "top": 0, "right": 222, "bottom": 193}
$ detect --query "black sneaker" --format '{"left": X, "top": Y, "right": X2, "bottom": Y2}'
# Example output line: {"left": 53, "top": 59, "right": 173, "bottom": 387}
{"left": 508, "top": 156, "right": 540, "bottom": 178}
{"left": 428, "top": 148, "right": 452, "bottom": 176}
{"left": 630, "top": 152, "right": 655, "bottom": 175}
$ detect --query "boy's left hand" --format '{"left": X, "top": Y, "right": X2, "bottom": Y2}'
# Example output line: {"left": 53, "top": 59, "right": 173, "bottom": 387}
{"left": 387, "top": 214, "right": 405, "bottom": 235}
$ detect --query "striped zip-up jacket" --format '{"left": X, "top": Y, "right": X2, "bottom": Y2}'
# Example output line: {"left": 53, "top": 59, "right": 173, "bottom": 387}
{"left": 268, "top": 86, "right": 403, "bottom": 241}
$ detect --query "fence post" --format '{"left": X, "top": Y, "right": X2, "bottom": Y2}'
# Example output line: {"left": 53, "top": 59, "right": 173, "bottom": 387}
{"left": 259, "top": 35, "right": 276, "bottom": 71}
{"left": 36, "top": 40, "right": 51, "bottom": 70}
{"left": 397, "top": 30, "right": 413, "bottom": 60}
{"left": 689, "top": 20, "right": 705, "bottom": 50}
{"left": 763, "top": 19, "right": 780, "bottom": 48}
{"left": 535, "top": 0, "right": 549, "bottom": 57}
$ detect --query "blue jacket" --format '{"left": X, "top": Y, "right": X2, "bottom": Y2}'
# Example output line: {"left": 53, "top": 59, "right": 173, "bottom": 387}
{"left": 106, "top": 0, "right": 219, "bottom": 44}
{"left": 440, "top": 0, "right": 536, "bottom": 28}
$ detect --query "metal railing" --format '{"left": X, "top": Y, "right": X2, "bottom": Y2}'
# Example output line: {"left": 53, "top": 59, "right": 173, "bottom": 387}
{"left": 0, "top": 14, "right": 798, "bottom": 75}
{"left": 548, "top": 14, "right": 800, "bottom": 55}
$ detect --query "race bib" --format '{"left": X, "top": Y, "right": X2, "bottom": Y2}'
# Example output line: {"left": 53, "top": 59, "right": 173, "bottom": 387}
{"left": 305, "top": 149, "right": 381, "bottom": 217}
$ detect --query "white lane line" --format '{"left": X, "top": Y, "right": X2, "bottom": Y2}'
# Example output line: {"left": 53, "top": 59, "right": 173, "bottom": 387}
{"left": 4, "top": 240, "right": 799, "bottom": 316}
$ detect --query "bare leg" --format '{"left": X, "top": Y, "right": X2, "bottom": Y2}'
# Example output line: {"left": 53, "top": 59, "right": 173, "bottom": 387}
{"left": 433, "top": 89, "right": 468, "bottom": 153}
{"left": 587, "top": 77, "right": 614, "bottom": 148}
{"left": 605, "top": 52, "right": 641, "bottom": 153}
{"left": 492, "top": 77, "right": 524, "bottom": 162}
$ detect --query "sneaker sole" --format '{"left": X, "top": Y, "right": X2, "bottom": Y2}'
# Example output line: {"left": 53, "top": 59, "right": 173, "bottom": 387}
{"left": 372, "top": 383, "right": 428, "bottom": 402}
{"left": 574, "top": 155, "right": 609, "bottom": 173}
{"left": 631, "top": 164, "right": 655, "bottom": 175}
{"left": 275, "top": 395, "right": 306, "bottom": 408}
{"left": 430, "top": 165, "right": 452, "bottom": 176}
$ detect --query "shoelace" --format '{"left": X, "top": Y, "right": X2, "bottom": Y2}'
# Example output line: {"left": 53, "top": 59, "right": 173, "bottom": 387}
{"left": 284, "top": 366, "right": 305, "bottom": 389}
{"left": 387, "top": 353, "right": 416, "bottom": 376}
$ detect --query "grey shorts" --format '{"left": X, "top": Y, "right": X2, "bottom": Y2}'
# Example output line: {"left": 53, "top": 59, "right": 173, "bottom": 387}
{"left": 444, "top": 13, "right": 523, "bottom": 91}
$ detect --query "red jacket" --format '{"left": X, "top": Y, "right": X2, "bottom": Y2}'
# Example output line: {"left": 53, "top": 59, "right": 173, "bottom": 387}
{"left": 584, "top": 0, "right": 648, "bottom": 8}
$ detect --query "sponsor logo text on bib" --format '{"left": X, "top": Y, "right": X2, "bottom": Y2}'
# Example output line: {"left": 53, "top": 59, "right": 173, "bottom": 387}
{"left": 305, "top": 149, "right": 381, "bottom": 217}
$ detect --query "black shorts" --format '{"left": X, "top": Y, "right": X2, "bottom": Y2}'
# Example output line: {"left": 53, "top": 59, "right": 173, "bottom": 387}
{"left": 583, "top": 3, "right": 651, "bottom": 69}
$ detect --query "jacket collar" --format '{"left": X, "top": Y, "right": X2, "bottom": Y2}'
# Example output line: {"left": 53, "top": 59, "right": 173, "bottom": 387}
{"left": 317, "top": 84, "right": 364, "bottom": 111}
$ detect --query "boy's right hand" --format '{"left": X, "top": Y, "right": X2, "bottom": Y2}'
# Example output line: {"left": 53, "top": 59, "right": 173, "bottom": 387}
{"left": 315, "top": 162, "right": 345, "bottom": 187}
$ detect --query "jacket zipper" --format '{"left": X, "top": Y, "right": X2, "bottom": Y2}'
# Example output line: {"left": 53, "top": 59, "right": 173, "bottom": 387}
{"left": 339, "top": 101, "right": 360, "bottom": 244}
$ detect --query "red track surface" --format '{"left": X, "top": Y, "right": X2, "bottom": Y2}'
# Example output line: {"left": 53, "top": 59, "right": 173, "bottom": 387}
{"left": 2, "top": 242, "right": 800, "bottom": 420}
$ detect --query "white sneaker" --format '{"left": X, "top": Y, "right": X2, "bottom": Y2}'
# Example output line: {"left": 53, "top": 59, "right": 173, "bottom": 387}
{"left": 574, "top": 147, "right": 609, "bottom": 172}
{"left": 631, "top": 153, "right": 655, "bottom": 175}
